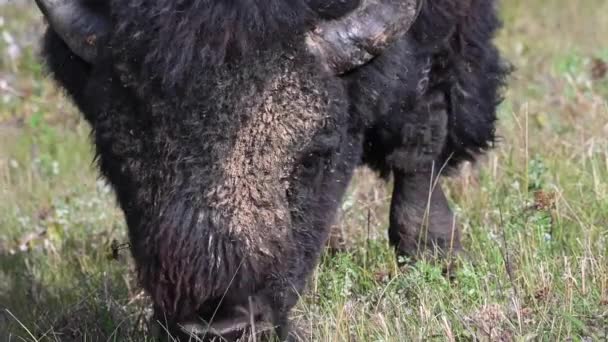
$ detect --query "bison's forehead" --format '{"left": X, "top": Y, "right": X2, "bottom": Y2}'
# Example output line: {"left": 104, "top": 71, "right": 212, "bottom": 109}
{"left": 220, "top": 71, "right": 330, "bottom": 179}
{"left": 202, "top": 68, "right": 336, "bottom": 242}
{"left": 101, "top": 51, "right": 345, "bottom": 255}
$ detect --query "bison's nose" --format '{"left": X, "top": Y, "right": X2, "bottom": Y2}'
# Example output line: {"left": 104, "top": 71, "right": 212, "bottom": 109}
{"left": 178, "top": 296, "right": 274, "bottom": 341}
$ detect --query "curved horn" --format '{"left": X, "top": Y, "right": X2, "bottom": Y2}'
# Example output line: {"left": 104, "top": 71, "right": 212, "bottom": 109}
{"left": 34, "top": 0, "right": 110, "bottom": 63}
{"left": 307, "top": 0, "right": 419, "bottom": 75}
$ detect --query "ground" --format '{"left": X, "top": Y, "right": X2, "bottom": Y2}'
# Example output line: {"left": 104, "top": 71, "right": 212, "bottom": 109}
{"left": 0, "top": 0, "right": 607, "bottom": 340}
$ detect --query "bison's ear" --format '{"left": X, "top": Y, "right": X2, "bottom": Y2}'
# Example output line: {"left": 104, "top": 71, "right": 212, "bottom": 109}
{"left": 34, "top": 0, "right": 110, "bottom": 64}
{"left": 306, "top": 0, "right": 419, "bottom": 75}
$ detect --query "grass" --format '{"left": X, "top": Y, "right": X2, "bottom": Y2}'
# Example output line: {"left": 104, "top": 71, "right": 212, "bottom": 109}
{"left": 1, "top": 0, "right": 607, "bottom": 340}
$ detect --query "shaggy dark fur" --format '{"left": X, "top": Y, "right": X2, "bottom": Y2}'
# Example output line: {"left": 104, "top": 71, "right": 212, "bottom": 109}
{"left": 348, "top": 0, "right": 510, "bottom": 261}
{"left": 40, "top": 0, "right": 509, "bottom": 340}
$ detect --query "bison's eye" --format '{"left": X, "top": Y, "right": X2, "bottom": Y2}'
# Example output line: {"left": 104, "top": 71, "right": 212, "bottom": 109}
{"left": 299, "top": 133, "right": 340, "bottom": 172}
{"left": 300, "top": 152, "right": 324, "bottom": 171}
{"left": 310, "top": 0, "right": 361, "bottom": 19}
{"left": 298, "top": 147, "right": 336, "bottom": 180}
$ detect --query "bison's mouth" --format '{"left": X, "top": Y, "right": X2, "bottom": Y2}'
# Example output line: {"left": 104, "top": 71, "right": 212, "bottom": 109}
{"left": 177, "top": 295, "right": 275, "bottom": 341}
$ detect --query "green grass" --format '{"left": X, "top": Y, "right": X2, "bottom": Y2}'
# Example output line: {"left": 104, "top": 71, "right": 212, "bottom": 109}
{"left": 1, "top": 0, "right": 607, "bottom": 340}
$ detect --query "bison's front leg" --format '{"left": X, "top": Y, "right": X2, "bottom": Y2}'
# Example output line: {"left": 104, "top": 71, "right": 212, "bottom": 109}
{"left": 388, "top": 168, "right": 461, "bottom": 265}
{"left": 384, "top": 90, "right": 462, "bottom": 267}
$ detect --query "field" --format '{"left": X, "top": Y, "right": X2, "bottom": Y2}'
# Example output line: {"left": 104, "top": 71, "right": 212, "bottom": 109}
{"left": 1, "top": 0, "right": 607, "bottom": 340}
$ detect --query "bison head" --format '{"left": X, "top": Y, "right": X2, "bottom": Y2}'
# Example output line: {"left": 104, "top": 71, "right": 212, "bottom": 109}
{"left": 35, "top": 0, "right": 418, "bottom": 339}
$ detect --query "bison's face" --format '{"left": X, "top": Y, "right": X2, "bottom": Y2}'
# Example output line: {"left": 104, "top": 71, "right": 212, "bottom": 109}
{"left": 88, "top": 44, "right": 355, "bottom": 322}
{"left": 34, "top": 0, "right": 418, "bottom": 250}
{"left": 35, "top": 0, "right": 420, "bottom": 325}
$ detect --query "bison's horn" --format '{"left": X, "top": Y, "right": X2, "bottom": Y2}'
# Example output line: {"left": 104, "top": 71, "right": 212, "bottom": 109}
{"left": 34, "top": 0, "right": 110, "bottom": 63}
{"left": 307, "top": 0, "right": 419, "bottom": 75}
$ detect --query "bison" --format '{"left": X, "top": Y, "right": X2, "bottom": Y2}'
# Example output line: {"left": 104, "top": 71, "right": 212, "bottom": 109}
{"left": 34, "top": 0, "right": 509, "bottom": 340}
